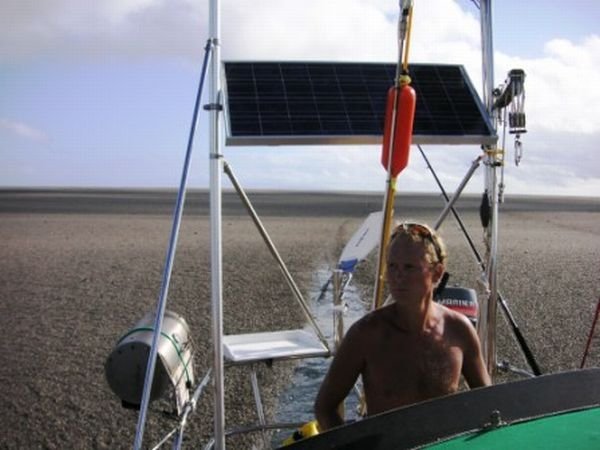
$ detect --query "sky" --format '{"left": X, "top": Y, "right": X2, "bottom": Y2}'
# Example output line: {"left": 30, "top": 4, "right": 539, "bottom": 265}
{"left": 1, "top": 0, "right": 599, "bottom": 197}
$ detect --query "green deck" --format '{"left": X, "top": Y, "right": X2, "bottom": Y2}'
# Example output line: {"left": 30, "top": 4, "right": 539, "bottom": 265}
{"left": 426, "top": 407, "right": 600, "bottom": 449}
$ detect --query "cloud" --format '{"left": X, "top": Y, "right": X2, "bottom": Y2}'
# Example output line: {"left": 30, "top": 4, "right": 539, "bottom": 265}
{"left": 0, "top": 118, "right": 47, "bottom": 142}
{"left": 1, "top": 0, "right": 599, "bottom": 195}
{"left": 0, "top": 0, "right": 479, "bottom": 65}
{"left": 496, "top": 34, "right": 600, "bottom": 135}
{"left": 0, "top": 0, "right": 206, "bottom": 63}
{"left": 220, "top": 0, "right": 396, "bottom": 62}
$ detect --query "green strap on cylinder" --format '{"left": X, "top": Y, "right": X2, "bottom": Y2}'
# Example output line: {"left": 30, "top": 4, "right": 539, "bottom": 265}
{"left": 117, "top": 327, "right": 192, "bottom": 384}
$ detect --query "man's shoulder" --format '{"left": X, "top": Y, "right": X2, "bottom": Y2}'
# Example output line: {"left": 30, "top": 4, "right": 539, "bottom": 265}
{"left": 436, "top": 303, "right": 478, "bottom": 342}
{"left": 436, "top": 302, "right": 472, "bottom": 325}
{"left": 348, "top": 306, "right": 391, "bottom": 333}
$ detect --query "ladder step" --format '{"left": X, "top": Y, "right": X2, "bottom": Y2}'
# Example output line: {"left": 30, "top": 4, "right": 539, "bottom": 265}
{"left": 223, "top": 329, "right": 330, "bottom": 364}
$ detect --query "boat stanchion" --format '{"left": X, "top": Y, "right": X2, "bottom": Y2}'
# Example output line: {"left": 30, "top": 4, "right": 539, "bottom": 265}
{"left": 332, "top": 269, "right": 345, "bottom": 350}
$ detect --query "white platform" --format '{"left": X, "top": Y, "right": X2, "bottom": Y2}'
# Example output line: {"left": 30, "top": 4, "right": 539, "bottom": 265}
{"left": 223, "top": 329, "right": 330, "bottom": 364}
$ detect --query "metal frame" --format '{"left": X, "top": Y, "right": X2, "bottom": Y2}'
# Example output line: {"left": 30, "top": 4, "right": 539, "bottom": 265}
{"left": 221, "top": 61, "right": 497, "bottom": 147}
{"left": 224, "top": 134, "right": 497, "bottom": 148}
{"left": 479, "top": 0, "right": 501, "bottom": 377}
{"left": 208, "top": 2, "right": 225, "bottom": 448}
{"left": 131, "top": 1, "right": 537, "bottom": 448}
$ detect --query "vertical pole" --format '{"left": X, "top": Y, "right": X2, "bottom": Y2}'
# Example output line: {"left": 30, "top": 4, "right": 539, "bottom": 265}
{"left": 249, "top": 366, "right": 269, "bottom": 447}
{"left": 479, "top": 0, "right": 498, "bottom": 378}
{"left": 208, "top": 0, "right": 225, "bottom": 448}
{"left": 332, "top": 270, "right": 345, "bottom": 350}
{"left": 480, "top": 0, "right": 495, "bottom": 114}
{"left": 372, "top": 178, "right": 396, "bottom": 310}
{"left": 332, "top": 269, "right": 345, "bottom": 419}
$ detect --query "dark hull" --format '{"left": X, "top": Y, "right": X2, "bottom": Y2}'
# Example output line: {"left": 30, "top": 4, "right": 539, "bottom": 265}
{"left": 283, "top": 368, "right": 600, "bottom": 449}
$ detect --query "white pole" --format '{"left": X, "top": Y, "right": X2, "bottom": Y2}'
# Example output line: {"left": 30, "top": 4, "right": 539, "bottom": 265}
{"left": 208, "top": 0, "right": 225, "bottom": 448}
{"left": 479, "top": 0, "right": 499, "bottom": 378}
{"left": 480, "top": 0, "right": 495, "bottom": 114}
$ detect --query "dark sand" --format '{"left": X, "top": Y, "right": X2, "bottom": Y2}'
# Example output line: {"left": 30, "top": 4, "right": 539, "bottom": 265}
{"left": 1, "top": 190, "right": 599, "bottom": 449}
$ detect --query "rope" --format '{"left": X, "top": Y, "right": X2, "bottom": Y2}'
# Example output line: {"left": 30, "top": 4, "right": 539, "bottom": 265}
{"left": 581, "top": 297, "right": 600, "bottom": 368}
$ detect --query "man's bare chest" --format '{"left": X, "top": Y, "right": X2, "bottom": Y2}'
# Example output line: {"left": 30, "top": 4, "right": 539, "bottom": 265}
{"left": 363, "top": 332, "right": 463, "bottom": 397}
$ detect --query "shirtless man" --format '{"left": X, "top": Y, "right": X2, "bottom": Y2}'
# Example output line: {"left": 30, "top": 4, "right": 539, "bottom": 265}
{"left": 315, "top": 222, "right": 491, "bottom": 430}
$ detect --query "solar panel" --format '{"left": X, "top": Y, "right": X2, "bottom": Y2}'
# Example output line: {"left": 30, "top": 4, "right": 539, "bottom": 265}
{"left": 223, "top": 61, "right": 496, "bottom": 146}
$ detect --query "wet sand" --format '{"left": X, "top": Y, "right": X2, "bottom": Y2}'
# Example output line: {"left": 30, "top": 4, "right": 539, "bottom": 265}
{"left": 1, "top": 190, "right": 599, "bottom": 449}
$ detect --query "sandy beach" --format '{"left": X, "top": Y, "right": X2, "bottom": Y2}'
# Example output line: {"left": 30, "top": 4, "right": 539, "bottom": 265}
{"left": 1, "top": 189, "right": 599, "bottom": 449}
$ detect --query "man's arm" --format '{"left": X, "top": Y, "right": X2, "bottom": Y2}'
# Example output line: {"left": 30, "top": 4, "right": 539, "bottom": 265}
{"left": 314, "top": 323, "right": 365, "bottom": 431}
{"left": 459, "top": 317, "right": 492, "bottom": 388}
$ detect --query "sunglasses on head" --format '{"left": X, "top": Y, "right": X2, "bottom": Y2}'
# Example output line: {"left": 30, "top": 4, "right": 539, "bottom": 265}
{"left": 391, "top": 222, "right": 443, "bottom": 264}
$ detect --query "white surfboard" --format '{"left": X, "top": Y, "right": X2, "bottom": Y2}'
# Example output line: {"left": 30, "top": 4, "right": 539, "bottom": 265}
{"left": 338, "top": 211, "right": 383, "bottom": 273}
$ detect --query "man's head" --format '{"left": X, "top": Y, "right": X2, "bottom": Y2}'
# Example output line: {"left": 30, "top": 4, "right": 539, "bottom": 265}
{"left": 390, "top": 222, "right": 447, "bottom": 266}
{"left": 386, "top": 223, "right": 447, "bottom": 302}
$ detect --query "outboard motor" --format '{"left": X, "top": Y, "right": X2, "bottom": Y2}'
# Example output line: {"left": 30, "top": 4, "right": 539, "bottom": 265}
{"left": 105, "top": 310, "right": 194, "bottom": 415}
{"left": 436, "top": 287, "right": 479, "bottom": 327}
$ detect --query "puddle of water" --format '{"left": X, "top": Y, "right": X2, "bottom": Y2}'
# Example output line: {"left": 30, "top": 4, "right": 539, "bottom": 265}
{"left": 271, "top": 266, "right": 368, "bottom": 446}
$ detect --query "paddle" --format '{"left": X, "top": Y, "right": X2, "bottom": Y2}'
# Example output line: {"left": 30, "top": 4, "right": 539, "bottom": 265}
{"left": 316, "top": 211, "right": 383, "bottom": 302}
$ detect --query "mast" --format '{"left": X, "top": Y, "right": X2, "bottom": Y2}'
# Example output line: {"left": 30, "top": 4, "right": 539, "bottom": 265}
{"left": 208, "top": 0, "right": 225, "bottom": 448}
{"left": 479, "top": 0, "right": 499, "bottom": 378}
{"left": 372, "top": 0, "right": 416, "bottom": 310}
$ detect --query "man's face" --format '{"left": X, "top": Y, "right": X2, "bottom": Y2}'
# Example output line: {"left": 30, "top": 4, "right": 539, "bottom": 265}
{"left": 386, "top": 235, "right": 441, "bottom": 303}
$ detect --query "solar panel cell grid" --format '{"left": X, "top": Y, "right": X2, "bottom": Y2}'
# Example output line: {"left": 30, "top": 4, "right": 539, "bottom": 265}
{"left": 224, "top": 62, "right": 496, "bottom": 146}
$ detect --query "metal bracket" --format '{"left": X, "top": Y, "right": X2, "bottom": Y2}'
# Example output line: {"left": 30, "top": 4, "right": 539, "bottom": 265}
{"left": 203, "top": 103, "right": 223, "bottom": 111}
{"left": 483, "top": 410, "right": 506, "bottom": 430}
